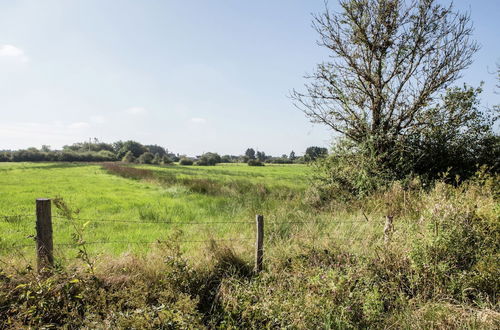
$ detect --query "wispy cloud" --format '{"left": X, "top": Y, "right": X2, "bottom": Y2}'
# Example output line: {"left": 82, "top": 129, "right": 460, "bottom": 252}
{"left": 190, "top": 117, "right": 206, "bottom": 124}
{"left": 0, "top": 44, "right": 29, "bottom": 62}
{"left": 125, "top": 107, "right": 147, "bottom": 115}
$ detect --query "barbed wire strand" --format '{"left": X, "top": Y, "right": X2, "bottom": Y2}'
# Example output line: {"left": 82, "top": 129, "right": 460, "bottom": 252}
{"left": 1, "top": 238, "right": 254, "bottom": 250}
{"left": 53, "top": 237, "right": 254, "bottom": 246}
{"left": 51, "top": 216, "right": 369, "bottom": 225}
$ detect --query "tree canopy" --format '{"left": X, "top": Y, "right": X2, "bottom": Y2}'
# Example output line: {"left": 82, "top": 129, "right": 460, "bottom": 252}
{"left": 292, "top": 0, "right": 479, "bottom": 151}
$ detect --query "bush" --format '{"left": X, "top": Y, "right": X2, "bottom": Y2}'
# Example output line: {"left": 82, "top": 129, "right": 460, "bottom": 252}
{"left": 122, "top": 151, "right": 135, "bottom": 163}
{"left": 161, "top": 155, "right": 173, "bottom": 165}
{"left": 10, "top": 149, "right": 48, "bottom": 162}
{"left": 97, "top": 150, "right": 117, "bottom": 161}
{"left": 196, "top": 152, "right": 221, "bottom": 166}
{"left": 137, "top": 152, "right": 154, "bottom": 164}
{"left": 306, "top": 139, "right": 393, "bottom": 205}
{"left": 179, "top": 158, "right": 193, "bottom": 165}
{"left": 116, "top": 140, "right": 148, "bottom": 159}
{"left": 247, "top": 159, "right": 264, "bottom": 166}
{"left": 151, "top": 153, "right": 162, "bottom": 165}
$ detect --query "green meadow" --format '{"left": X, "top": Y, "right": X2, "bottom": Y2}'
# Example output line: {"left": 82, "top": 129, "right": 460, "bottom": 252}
{"left": 0, "top": 162, "right": 382, "bottom": 260}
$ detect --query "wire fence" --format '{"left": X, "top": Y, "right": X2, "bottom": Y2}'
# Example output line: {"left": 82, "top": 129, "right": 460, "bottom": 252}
{"left": 0, "top": 210, "right": 379, "bottom": 254}
{"left": 1, "top": 198, "right": 396, "bottom": 274}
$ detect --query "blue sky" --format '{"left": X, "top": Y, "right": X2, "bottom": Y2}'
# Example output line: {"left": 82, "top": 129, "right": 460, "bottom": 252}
{"left": 1, "top": 0, "right": 498, "bottom": 156}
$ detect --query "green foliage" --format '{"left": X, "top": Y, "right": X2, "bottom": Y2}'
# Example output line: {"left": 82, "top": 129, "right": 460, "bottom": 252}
{"left": 398, "top": 84, "right": 499, "bottom": 181}
{"left": 409, "top": 182, "right": 500, "bottom": 303}
{"left": 137, "top": 152, "right": 154, "bottom": 164}
{"left": 151, "top": 153, "right": 162, "bottom": 165}
{"left": 63, "top": 139, "right": 114, "bottom": 153}
{"left": 220, "top": 155, "right": 233, "bottom": 163}
{"left": 117, "top": 140, "right": 148, "bottom": 159}
{"left": 161, "top": 155, "right": 173, "bottom": 165}
{"left": 0, "top": 152, "right": 9, "bottom": 162}
{"left": 247, "top": 159, "right": 264, "bottom": 166}
{"left": 307, "top": 139, "right": 393, "bottom": 204}
{"left": 309, "top": 85, "right": 499, "bottom": 203}
{"left": 304, "top": 146, "right": 328, "bottom": 162}
{"left": 121, "top": 150, "right": 135, "bottom": 163}
{"left": 145, "top": 144, "right": 167, "bottom": 157}
{"left": 256, "top": 151, "right": 267, "bottom": 162}
{"left": 197, "top": 152, "right": 222, "bottom": 166}
{"left": 179, "top": 158, "right": 194, "bottom": 165}
{"left": 244, "top": 148, "right": 256, "bottom": 160}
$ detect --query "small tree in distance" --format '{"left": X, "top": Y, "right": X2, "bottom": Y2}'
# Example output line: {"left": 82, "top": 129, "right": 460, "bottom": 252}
{"left": 304, "top": 146, "right": 328, "bottom": 162}
{"left": 245, "top": 148, "right": 256, "bottom": 160}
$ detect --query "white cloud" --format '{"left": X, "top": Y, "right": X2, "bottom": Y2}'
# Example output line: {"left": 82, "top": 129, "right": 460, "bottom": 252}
{"left": 126, "top": 107, "right": 147, "bottom": 115}
{"left": 90, "top": 115, "right": 106, "bottom": 124}
{"left": 190, "top": 117, "right": 206, "bottom": 124}
{"left": 0, "top": 44, "right": 29, "bottom": 62}
{"left": 68, "top": 122, "right": 90, "bottom": 129}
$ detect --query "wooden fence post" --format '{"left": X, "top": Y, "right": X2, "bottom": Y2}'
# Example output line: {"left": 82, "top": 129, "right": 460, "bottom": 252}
{"left": 36, "top": 198, "right": 53, "bottom": 272}
{"left": 255, "top": 215, "right": 264, "bottom": 273}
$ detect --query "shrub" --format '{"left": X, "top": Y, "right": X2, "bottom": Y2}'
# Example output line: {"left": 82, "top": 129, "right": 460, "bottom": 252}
{"left": 306, "top": 139, "right": 393, "bottom": 205}
{"left": 116, "top": 140, "right": 148, "bottom": 159}
{"left": 145, "top": 144, "right": 167, "bottom": 157}
{"left": 121, "top": 151, "right": 135, "bottom": 163}
{"left": 152, "top": 153, "right": 162, "bottom": 165}
{"left": 97, "top": 150, "right": 117, "bottom": 161}
{"left": 137, "top": 152, "right": 154, "bottom": 164}
{"left": 161, "top": 155, "right": 173, "bottom": 165}
{"left": 196, "top": 152, "right": 221, "bottom": 166}
{"left": 247, "top": 159, "right": 264, "bottom": 166}
{"left": 10, "top": 149, "right": 48, "bottom": 162}
{"left": 179, "top": 158, "right": 193, "bottom": 166}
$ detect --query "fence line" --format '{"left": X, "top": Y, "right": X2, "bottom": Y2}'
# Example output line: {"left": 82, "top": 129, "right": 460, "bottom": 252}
{"left": 52, "top": 216, "right": 254, "bottom": 225}
{"left": 2, "top": 198, "right": 389, "bottom": 273}
{"left": 53, "top": 237, "right": 255, "bottom": 246}
{"left": 51, "top": 216, "right": 368, "bottom": 225}
{"left": 4, "top": 214, "right": 371, "bottom": 226}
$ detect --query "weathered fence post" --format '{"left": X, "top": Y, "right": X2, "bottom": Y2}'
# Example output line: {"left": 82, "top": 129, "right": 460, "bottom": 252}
{"left": 384, "top": 215, "right": 394, "bottom": 245}
{"left": 36, "top": 198, "right": 53, "bottom": 272}
{"left": 255, "top": 215, "right": 264, "bottom": 273}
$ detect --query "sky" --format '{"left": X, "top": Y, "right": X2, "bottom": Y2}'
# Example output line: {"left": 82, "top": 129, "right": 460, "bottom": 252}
{"left": 1, "top": 0, "right": 499, "bottom": 156}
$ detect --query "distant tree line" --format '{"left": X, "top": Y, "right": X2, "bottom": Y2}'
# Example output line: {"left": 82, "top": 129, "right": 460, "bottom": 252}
{"left": 0, "top": 140, "right": 180, "bottom": 164}
{"left": 0, "top": 139, "right": 327, "bottom": 166}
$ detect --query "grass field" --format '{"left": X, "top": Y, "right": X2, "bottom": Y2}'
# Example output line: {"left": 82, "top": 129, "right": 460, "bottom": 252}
{"left": 1, "top": 162, "right": 498, "bottom": 328}
{"left": 0, "top": 163, "right": 342, "bottom": 255}
{"left": 1, "top": 162, "right": 377, "bottom": 260}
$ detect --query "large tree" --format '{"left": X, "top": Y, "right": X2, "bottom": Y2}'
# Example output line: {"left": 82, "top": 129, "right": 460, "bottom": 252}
{"left": 292, "top": 0, "right": 478, "bottom": 151}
